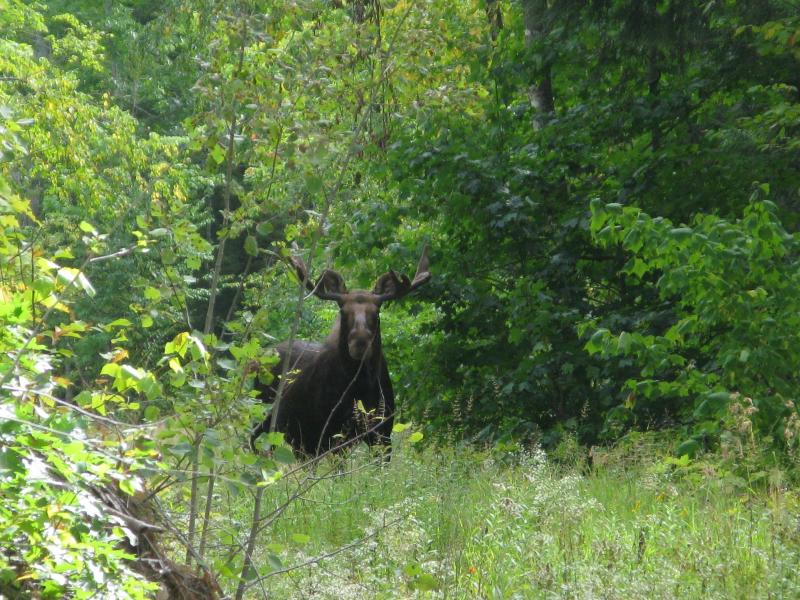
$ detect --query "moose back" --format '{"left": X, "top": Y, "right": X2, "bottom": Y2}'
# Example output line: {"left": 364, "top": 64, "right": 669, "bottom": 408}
{"left": 250, "top": 247, "right": 430, "bottom": 457}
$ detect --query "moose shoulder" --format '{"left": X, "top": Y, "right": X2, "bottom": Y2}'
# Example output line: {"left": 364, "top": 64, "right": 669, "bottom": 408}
{"left": 250, "top": 247, "right": 430, "bottom": 458}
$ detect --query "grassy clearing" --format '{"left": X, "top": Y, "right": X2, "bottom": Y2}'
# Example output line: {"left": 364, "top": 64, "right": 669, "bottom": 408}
{"left": 200, "top": 438, "right": 800, "bottom": 599}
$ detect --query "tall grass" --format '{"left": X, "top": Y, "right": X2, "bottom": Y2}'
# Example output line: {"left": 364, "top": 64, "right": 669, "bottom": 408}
{"left": 203, "top": 437, "right": 800, "bottom": 599}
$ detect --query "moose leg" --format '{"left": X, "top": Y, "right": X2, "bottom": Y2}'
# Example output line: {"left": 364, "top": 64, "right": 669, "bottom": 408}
{"left": 367, "top": 362, "right": 396, "bottom": 462}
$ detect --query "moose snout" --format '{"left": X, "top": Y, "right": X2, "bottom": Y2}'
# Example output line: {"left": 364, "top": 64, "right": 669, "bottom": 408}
{"left": 348, "top": 333, "right": 373, "bottom": 361}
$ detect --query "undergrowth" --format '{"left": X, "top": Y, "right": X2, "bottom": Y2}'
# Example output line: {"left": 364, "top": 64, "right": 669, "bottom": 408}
{"left": 187, "top": 435, "right": 800, "bottom": 599}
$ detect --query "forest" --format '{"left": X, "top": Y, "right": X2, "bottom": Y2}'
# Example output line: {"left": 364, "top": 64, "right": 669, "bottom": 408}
{"left": 2, "top": 0, "right": 800, "bottom": 597}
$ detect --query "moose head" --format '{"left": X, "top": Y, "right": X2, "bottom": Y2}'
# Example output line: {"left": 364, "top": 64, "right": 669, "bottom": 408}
{"left": 290, "top": 246, "right": 430, "bottom": 364}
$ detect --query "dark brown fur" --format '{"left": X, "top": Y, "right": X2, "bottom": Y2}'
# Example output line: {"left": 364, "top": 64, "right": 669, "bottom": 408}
{"left": 250, "top": 248, "right": 430, "bottom": 458}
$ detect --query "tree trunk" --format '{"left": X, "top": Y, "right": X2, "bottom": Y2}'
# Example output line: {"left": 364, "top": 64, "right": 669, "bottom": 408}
{"left": 648, "top": 50, "right": 662, "bottom": 151}
{"left": 486, "top": 0, "right": 504, "bottom": 41}
{"left": 522, "top": 0, "right": 555, "bottom": 128}
{"left": 353, "top": 0, "right": 366, "bottom": 24}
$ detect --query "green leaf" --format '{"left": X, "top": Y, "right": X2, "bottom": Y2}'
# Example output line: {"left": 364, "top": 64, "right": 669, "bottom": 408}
{"left": 100, "top": 363, "right": 120, "bottom": 377}
{"left": 256, "top": 221, "right": 274, "bottom": 236}
{"left": 259, "top": 468, "right": 283, "bottom": 485}
{"left": 121, "top": 364, "right": 146, "bottom": 381}
{"left": 675, "top": 439, "right": 701, "bottom": 458}
{"left": 77, "top": 272, "right": 96, "bottom": 297}
{"left": 669, "top": 227, "right": 693, "bottom": 240}
{"left": 585, "top": 329, "right": 608, "bottom": 354}
{"left": 56, "top": 267, "right": 95, "bottom": 297}
{"left": 305, "top": 173, "right": 324, "bottom": 194}
{"left": 74, "top": 391, "right": 92, "bottom": 408}
{"left": 291, "top": 533, "right": 311, "bottom": 545}
{"left": 626, "top": 258, "right": 649, "bottom": 279}
{"left": 664, "top": 454, "right": 691, "bottom": 468}
{"left": 267, "top": 554, "right": 283, "bottom": 572}
{"left": 32, "top": 278, "right": 54, "bottom": 296}
{"left": 272, "top": 445, "right": 295, "bottom": 465}
{"left": 119, "top": 478, "right": 136, "bottom": 496}
{"left": 162, "top": 250, "right": 176, "bottom": 268}
{"left": 217, "top": 358, "right": 236, "bottom": 371}
{"left": 408, "top": 431, "right": 424, "bottom": 444}
{"left": 139, "top": 375, "right": 162, "bottom": 400}
{"left": 693, "top": 391, "right": 731, "bottom": 418}
{"left": 210, "top": 144, "right": 226, "bottom": 164}
{"left": 106, "top": 318, "right": 132, "bottom": 328}
{"left": 265, "top": 432, "right": 285, "bottom": 446}
{"left": 413, "top": 573, "right": 440, "bottom": 591}
{"left": 169, "top": 442, "right": 194, "bottom": 458}
{"left": 244, "top": 235, "right": 258, "bottom": 257}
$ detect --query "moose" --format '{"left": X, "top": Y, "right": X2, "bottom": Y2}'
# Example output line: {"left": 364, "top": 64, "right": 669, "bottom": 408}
{"left": 249, "top": 247, "right": 430, "bottom": 458}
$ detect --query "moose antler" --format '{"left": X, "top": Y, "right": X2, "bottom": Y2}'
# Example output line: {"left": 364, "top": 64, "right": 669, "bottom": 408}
{"left": 289, "top": 255, "right": 347, "bottom": 302}
{"left": 374, "top": 245, "right": 431, "bottom": 302}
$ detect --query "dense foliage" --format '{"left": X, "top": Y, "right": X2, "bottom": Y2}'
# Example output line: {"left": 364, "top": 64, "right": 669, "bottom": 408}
{"left": 1, "top": 0, "right": 799, "bottom": 596}
{"left": 383, "top": 0, "right": 800, "bottom": 450}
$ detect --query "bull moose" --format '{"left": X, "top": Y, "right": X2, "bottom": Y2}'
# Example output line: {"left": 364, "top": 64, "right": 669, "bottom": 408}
{"left": 249, "top": 247, "right": 430, "bottom": 457}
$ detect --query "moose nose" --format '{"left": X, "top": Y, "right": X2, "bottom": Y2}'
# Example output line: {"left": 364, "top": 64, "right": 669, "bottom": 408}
{"left": 348, "top": 335, "right": 372, "bottom": 361}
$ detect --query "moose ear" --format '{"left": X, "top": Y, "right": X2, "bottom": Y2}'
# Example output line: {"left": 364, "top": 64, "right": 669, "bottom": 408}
{"left": 374, "top": 245, "right": 431, "bottom": 302}
{"left": 372, "top": 270, "right": 402, "bottom": 298}
{"left": 317, "top": 269, "right": 347, "bottom": 300}
{"left": 290, "top": 253, "right": 347, "bottom": 301}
